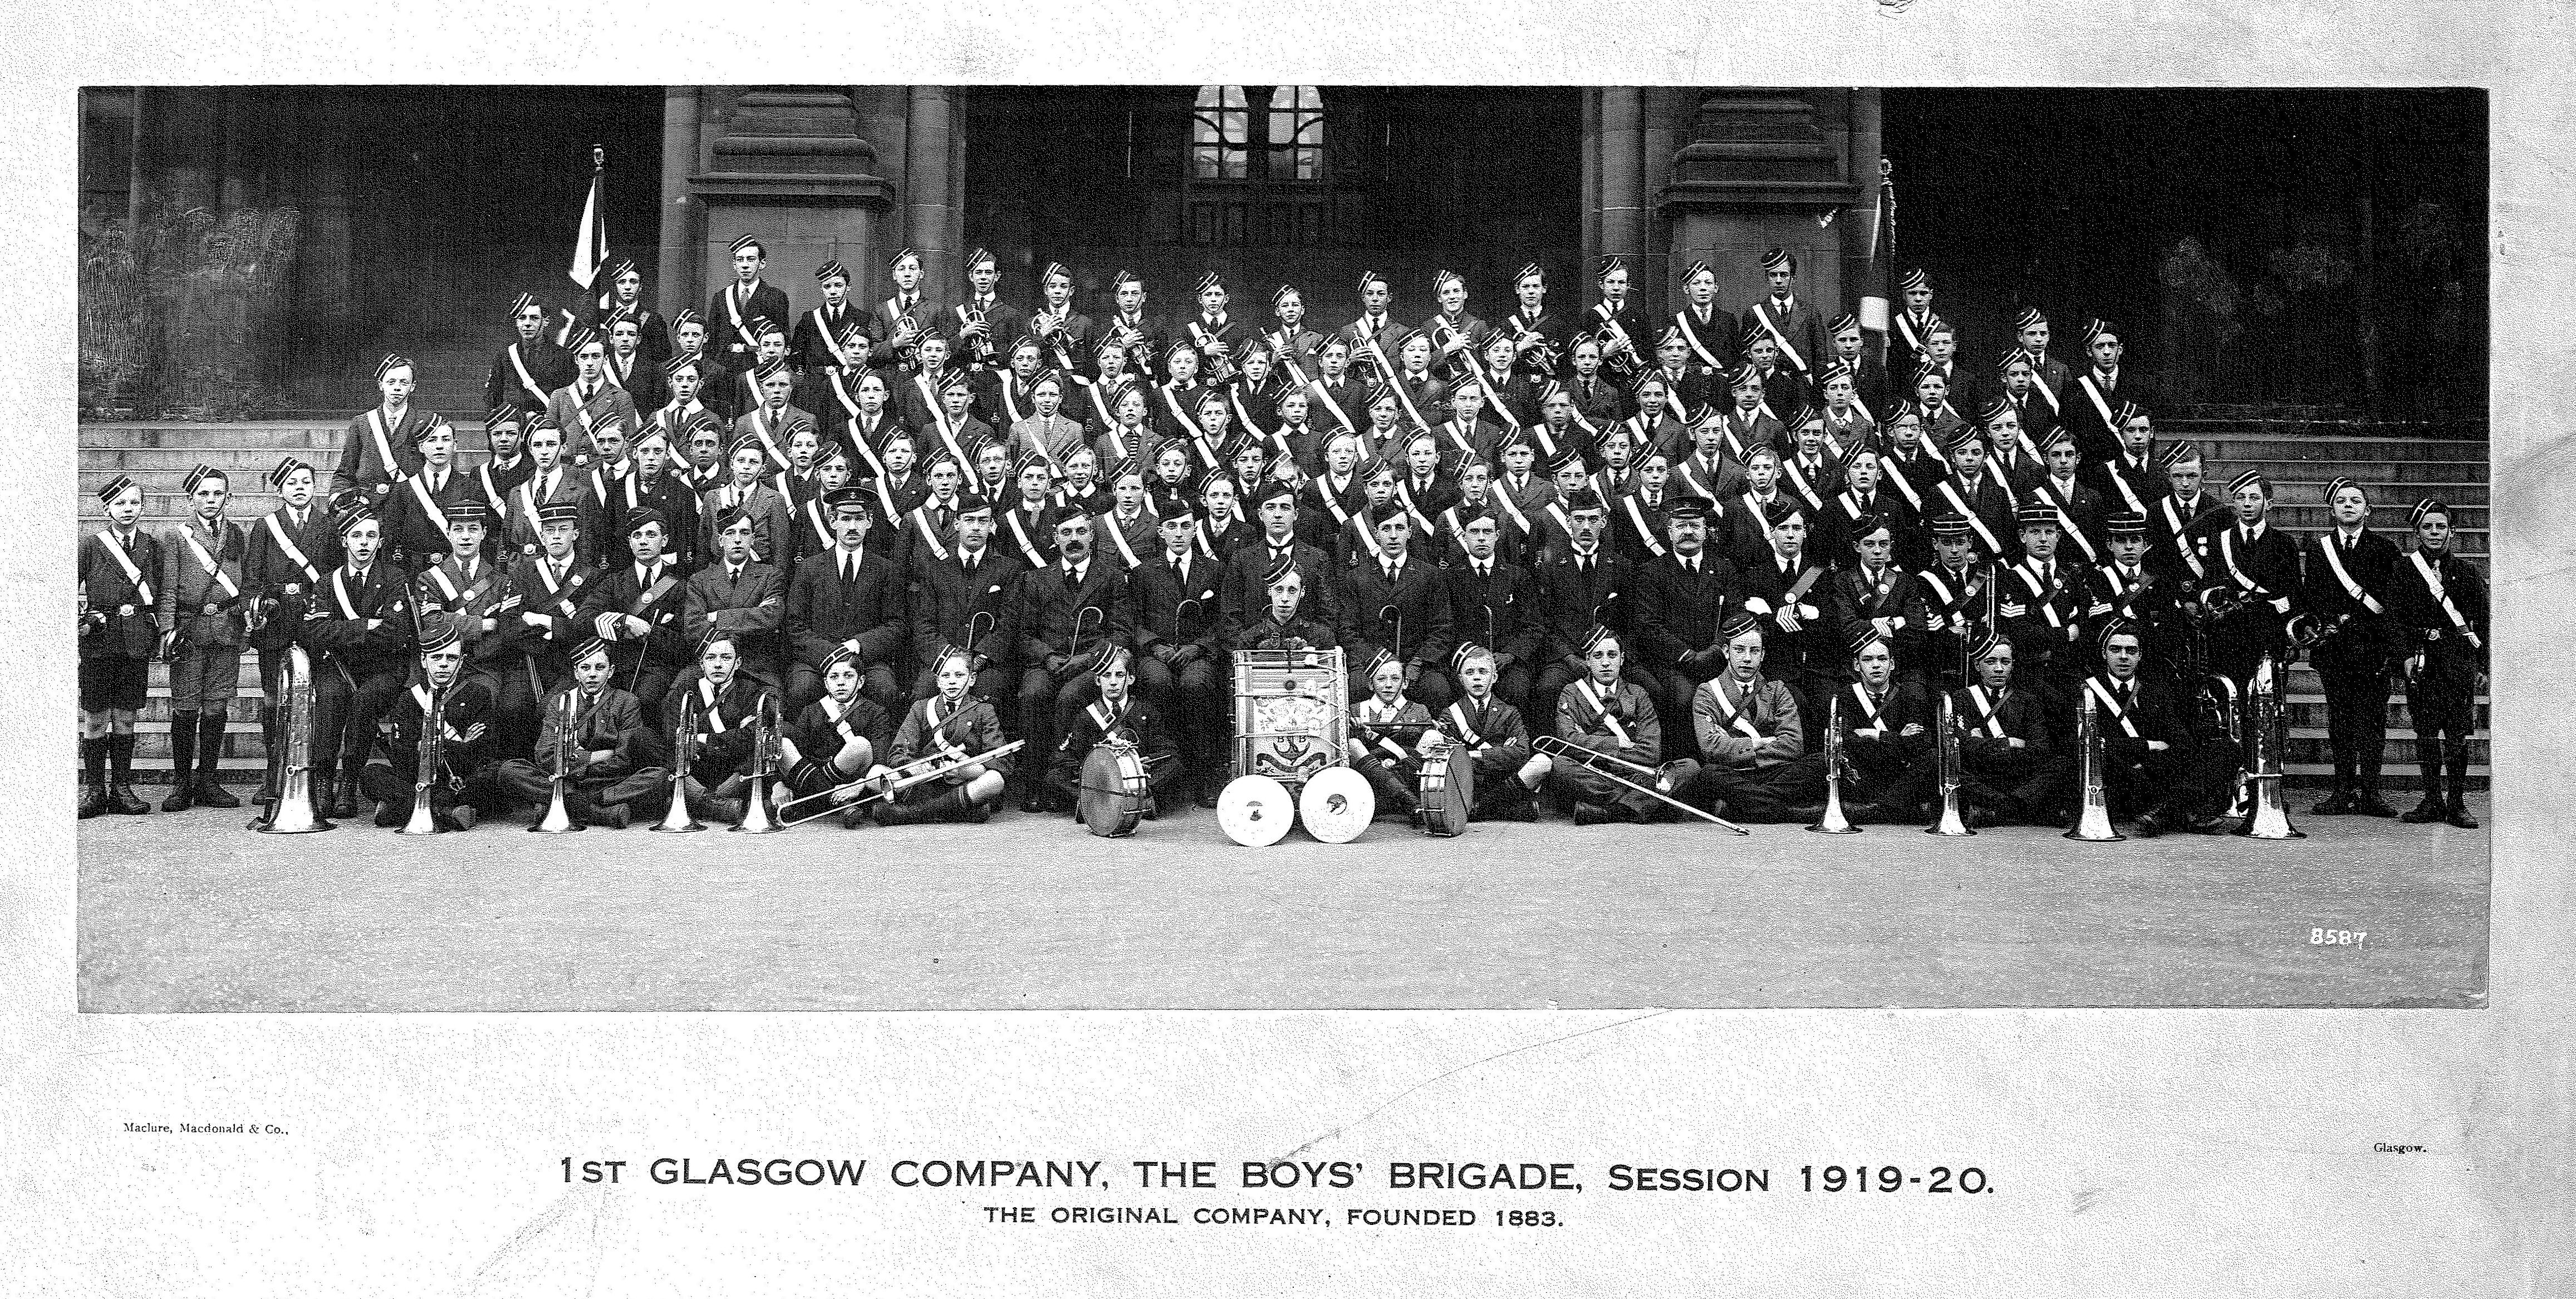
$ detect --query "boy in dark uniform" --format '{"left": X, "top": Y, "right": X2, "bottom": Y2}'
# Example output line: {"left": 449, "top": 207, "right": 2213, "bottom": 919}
{"left": 487, "top": 296, "right": 573, "bottom": 421}
{"left": 665, "top": 631, "right": 776, "bottom": 825}
{"left": 502, "top": 501, "right": 591, "bottom": 762}
{"left": 344, "top": 352, "right": 438, "bottom": 499}
{"left": 1949, "top": 631, "right": 2074, "bottom": 827}
{"left": 79, "top": 476, "right": 163, "bottom": 817}
{"left": 1233, "top": 555, "right": 1337, "bottom": 652}
{"left": 493, "top": 636, "right": 666, "bottom": 829}
{"left": 380, "top": 416, "right": 473, "bottom": 574}
{"left": 1745, "top": 248, "right": 1825, "bottom": 387}
{"left": 773, "top": 643, "right": 899, "bottom": 830}
{"left": 304, "top": 506, "right": 414, "bottom": 821}
{"left": 709, "top": 235, "right": 793, "bottom": 373}
{"left": 1443, "top": 508, "right": 1540, "bottom": 719}
{"left": 156, "top": 465, "right": 251, "bottom": 811}
{"left": 2384, "top": 498, "right": 2487, "bottom": 828}
{"left": 357, "top": 621, "right": 497, "bottom": 830}
{"left": 1223, "top": 483, "right": 1337, "bottom": 646}
{"left": 1680, "top": 616, "right": 1824, "bottom": 823}
{"left": 1998, "top": 503, "right": 2090, "bottom": 718}
{"left": 1337, "top": 501, "right": 1456, "bottom": 710}
{"left": 2202, "top": 469, "right": 2304, "bottom": 689}
{"left": 878, "top": 645, "right": 1015, "bottom": 825}
{"left": 1836, "top": 624, "right": 1936, "bottom": 823}
{"left": 783, "top": 488, "right": 907, "bottom": 715}
{"left": 1047, "top": 645, "right": 1184, "bottom": 818}
{"left": 1431, "top": 643, "right": 1550, "bottom": 821}
{"left": 2301, "top": 477, "right": 2402, "bottom": 817}
{"left": 577, "top": 509, "right": 691, "bottom": 734}
{"left": 2078, "top": 620, "right": 2239, "bottom": 837}
{"left": 1553, "top": 627, "right": 1699, "bottom": 825}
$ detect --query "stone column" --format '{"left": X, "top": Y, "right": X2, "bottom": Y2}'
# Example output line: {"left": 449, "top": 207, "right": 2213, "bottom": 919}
{"left": 687, "top": 87, "right": 893, "bottom": 312}
{"left": 1580, "top": 89, "right": 1602, "bottom": 282}
{"left": 1600, "top": 88, "right": 1645, "bottom": 277}
{"left": 656, "top": 86, "right": 701, "bottom": 325}
{"left": 904, "top": 86, "right": 958, "bottom": 303}
{"left": 1658, "top": 90, "right": 1871, "bottom": 321}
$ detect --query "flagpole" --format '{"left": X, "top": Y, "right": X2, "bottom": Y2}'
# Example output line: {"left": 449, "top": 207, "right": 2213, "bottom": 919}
{"left": 1861, "top": 156, "right": 1896, "bottom": 370}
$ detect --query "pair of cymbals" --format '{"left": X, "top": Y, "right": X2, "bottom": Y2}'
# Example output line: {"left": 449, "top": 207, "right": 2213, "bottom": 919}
{"left": 1216, "top": 768, "right": 1375, "bottom": 846}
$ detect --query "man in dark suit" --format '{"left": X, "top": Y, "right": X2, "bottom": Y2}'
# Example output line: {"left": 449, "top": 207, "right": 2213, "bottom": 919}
{"left": 791, "top": 259, "right": 871, "bottom": 405}
{"left": 1336, "top": 502, "right": 1456, "bottom": 710}
{"left": 2081, "top": 620, "right": 2241, "bottom": 837}
{"left": 1950, "top": 630, "right": 2074, "bottom": 827}
{"left": 783, "top": 488, "right": 908, "bottom": 716}
{"left": 708, "top": 234, "right": 794, "bottom": 376}
{"left": 586, "top": 256, "right": 673, "bottom": 377}
{"left": 1221, "top": 482, "right": 1338, "bottom": 646}
{"left": 1530, "top": 487, "right": 1637, "bottom": 722}
{"left": 1442, "top": 508, "right": 1542, "bottom": 718}
{"left": 678, "top": 506, "right": 789, "bottom": 699}
{"left": 908, "top": 492, "right": 1020, "bottom": 703}
{"left": 1014, "top": 507, "right": 1133, "bottom": 811}
{"left": 1130, "top": 505, "right": 1228, "bottom": 804}
{"left": 1834, "top": 624, "right": 1937, "bottom": 823}
{"left": 1631, "top": 496, "right": 1739, "bottom": 757}
{"left": 577, "top": 509, "right": 692, "bottom": 735}
{"left": 379, "top": 418, "right": 476, "bottom": 574}
{"left": 1829, "top": 513, "right": 1931, "bottom": 687}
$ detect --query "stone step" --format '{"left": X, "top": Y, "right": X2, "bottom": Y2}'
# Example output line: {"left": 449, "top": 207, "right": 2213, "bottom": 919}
{"left": 86, "top": 423, "right": 349, "bottom": 450}
{"left": 2229, "top": 463, "right": 2489, "bottom": 488}
{"left": 2178, "top": 434, "right": 2486, "bottom": 465}
{"left": 2265, "top": 502, "right": 2486, "bottom": 530}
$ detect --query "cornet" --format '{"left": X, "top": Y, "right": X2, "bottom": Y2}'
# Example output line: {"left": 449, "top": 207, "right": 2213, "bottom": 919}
{"left": 732, "top": 693, "right": 783, "bottom": 833}
{"left": 531, "top": 689, "right": 585, "bottom": 833}
{"left": 651, "top": 698, "right": 704, "bottom": 832}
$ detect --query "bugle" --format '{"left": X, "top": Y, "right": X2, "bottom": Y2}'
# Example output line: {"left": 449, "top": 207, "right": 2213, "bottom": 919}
{"left": 651, "top": 698, "right": 703, "bottom": 832}
{"left": 1532, "top": 733, "right": 1749, "bottom": 834}
{"left": 1808, "top": 695, "right": 1859, "bottom": 834}
{"left": 732, "top": 693, "right": 783, "bottom": 833}
{"left": 399, "top": 682, "right": 449, "bottom": 835}
{"left": 2064, "top": 690, "right": 2124, "bottom": 842}
{"left": 531, "top": 689, "right": 585, "bottom": 833}
{"left": 1927, "top": 690, "right": 1973, "bottom": 836}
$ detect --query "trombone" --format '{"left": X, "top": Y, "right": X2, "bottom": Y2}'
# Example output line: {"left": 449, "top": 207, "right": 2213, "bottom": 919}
{"left": 651, "top": 698, "right": 703, "bottom": 832}
{"left": 531, "top": 688, "right": 585, "bottom": 833}
{"left": 1532, "top": 733, "right": 1749, "bottom": 834}
{"left": 776, "top": 739, "right": 1027, "bottom": 828}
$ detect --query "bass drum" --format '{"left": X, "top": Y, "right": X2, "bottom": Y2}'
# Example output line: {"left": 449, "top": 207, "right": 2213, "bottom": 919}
{"left": 1414, "top": 742, "right": 1473, "bottom": 837}
{"left": 1297, "top": 766, "right": 1376, "bottom": 844}
{"left": 1216, "top": 774, "right": 1296, "bottom": 847}
{"left": 1077, "top": 742, "right": 1149, "bottom": 837}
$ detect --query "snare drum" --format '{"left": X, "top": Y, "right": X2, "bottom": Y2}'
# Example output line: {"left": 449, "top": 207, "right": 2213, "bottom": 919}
{"left": 1414, "top": 741, "right": 1473, "bottom": 837}
{"left": 1077, "top": 741, "right": 1149, "bottom": 837}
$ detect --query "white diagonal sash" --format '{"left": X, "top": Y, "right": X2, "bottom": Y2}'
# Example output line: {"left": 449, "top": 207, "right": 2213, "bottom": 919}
{"left": 94, "top": 530, "right": 154, "bottom": 606}
{"left": 2408, "top": 550, "right": 2482, "bottom": 649}
{"left": 264, "top": 513, "right": 321, "bottom": 584}
{"left": 1700, "top": 675, "right": 1766, "bottom": 741}
{"left": 1572, "top": 676, "right": 1636, "bottom": 748}
{"left": 1622, "top": 496, "right": 1669, "bottom": 558}
{"left": 2084, "top": 677, "right": 2142, "bottom": 739}
{"left": 1751, "top": 301, "right": 1808, "bottom": 371}
{"left": 2318, "top": 535, "right": 2384, "bottom": 615}
{"left": 179, "top": 524, "right": 241, "bottom": 601}
{"left": 508, "top": 347, "right": 549, "bottom": 405}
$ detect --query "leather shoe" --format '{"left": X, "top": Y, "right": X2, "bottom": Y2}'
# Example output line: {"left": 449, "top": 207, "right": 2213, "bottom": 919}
{"left": 107, "top": 784, "right": 152, "bottom": 815}
{"left": 160, "top": 783, "right": 196, "bottom": 813}
{"left": 593, "top": 803, "right": 632, "bottom": 830}
{"left": 2132, "top": 811, "right": 2168, "bottom": 838}
{"left": 2443, "top": 801, "right": 2479, "bottom": 830}
{"left": 194, "top": 780, "right": 241, "bottom": 810}
{"left": 1572, "top": 801, "right": 1612, "bottom": 826}
{"left": 2349, "top": 792, "right": 2398, "bottom": 818}
{"left": 2309, "top": 790, "right": 2352, "bottom": 816}
{"left": 78, "top": 784, "right": 106, "bottom": 820}
{"left": 2398, "top": 797, "right": 2446, "bottom": 824}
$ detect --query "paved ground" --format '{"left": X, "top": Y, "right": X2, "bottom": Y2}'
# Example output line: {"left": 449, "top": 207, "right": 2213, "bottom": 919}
{"left": 76, "top": 795, "right": 2489, "bottom": 1012}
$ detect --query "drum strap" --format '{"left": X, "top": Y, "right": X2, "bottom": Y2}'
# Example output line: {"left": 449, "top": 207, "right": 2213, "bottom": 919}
{"left": 1445, "top": 701, "right": 1486, "bottom": 750}
{"left": 821, "top": 695, "right": 858, "bottom": 745}
{"left": 699, "top": 678, "right": 728, "bottom": 732}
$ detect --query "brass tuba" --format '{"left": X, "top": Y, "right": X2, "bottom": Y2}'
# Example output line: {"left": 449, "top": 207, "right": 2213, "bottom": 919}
{"left": 2234, "top": 653, "right": 2304, "bottom": 840}
{"left": 1807, "top": 694, "right": 1859, "bottom": 834}
{"left": 1927, "top": 689, "right": 1973, "bottom": 836}
{"left": 2064, "top": 689, "right": 2124, "bottom": 842}
{"left": 251, "top": 643, "right": 333, "bottom": 834}
{"left": 531, "top": 688, "right": 585, "bottom": 833}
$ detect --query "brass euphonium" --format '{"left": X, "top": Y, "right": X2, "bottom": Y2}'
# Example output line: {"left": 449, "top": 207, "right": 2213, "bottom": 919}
{"left": 652, "top": 698, "right": 704, "bottom": 832}
{"left": 1927, "top": 689, "right": 1974, "bottom": 836}
{"left": 2214, "top": 675, "right": 2251, "bottom": 821}
{"left": 732, "top": 693, "right": 783, "bottom": 834}
{"left": 252, "top": 643, "right": 332, "bottom": 834}
{"left": 531, "top": 688, "right": 585, "bottom": 834}
{"left": 1807, "top": 694, "right": 1859, "bottom": 834}
{"left": 2235, "top": 653, "right": 2304, "bottom": 840}
{"left": 2064, "top": 690, "right": 2124, "bottom": 842}
{"left": 399, "top": 680, "right": 449, "bottom": 835}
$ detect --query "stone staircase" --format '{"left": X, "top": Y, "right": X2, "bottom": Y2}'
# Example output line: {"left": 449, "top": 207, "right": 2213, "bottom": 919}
{"left": 76, "top": 411, "right": 2492, "bottom": 790}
